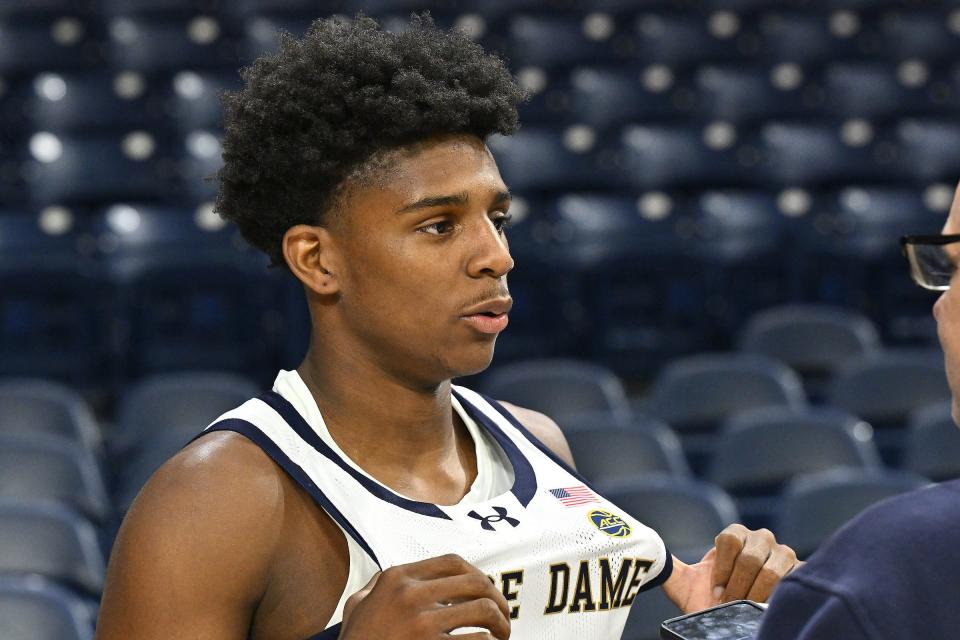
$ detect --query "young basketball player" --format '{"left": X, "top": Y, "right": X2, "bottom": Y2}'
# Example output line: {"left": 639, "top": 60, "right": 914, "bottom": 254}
{"left": 96, "top": 15, "right": 799, "bottom": 640}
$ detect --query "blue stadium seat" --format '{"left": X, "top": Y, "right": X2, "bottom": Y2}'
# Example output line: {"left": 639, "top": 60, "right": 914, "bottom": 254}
{"left": 504, "top": 13, "right": 631, "bottom": 70}
{"left": 757, "top": 10, "right": 864, "bottom": 65}
{"left": 0, "top": 17, "right": 101, "bottom": 74}
{"left": 822, "top": 62, "right": 942, "bottom": 119}
{"left": 693, "top": 64, "right": 813, "bottom": 123}
{"left": 481, "top": 358, "right": 631, "bottom": 421}
{"left": 91, "top": 204, "right": 275, "bottom": 377}
{"left": 632, "top": 11, "right": 746, "bottom": 67}
{"left": 488, "top": 127, "right": 612, "bottom": 191}
{"left": 111, "top": 371, "right": 259, "bottom": 456}
{"left": 904, "top": 401, "right": 960, "bottom": 482}
{"left": 614, "top": 123, "right": 754, "bottom": 190}
{"left": 760, "top": 120, "right": 892, "bottom": 186}
{"left": 24, "top": 131, "right": 174, "bottom": 204}
{"left": 895, "top": 118, "right": 960, "bottom": 183}
{"left": 777, "top": 468, "right": 929, "bottom": 559}
{"left": 114, "top": 428, "right": 195, "bottom": 511}
{"left": 874, "top": 10, "right": 960, "bottom": 62}
{"left": 107, "top": 15, "right": 239, "bottom": 72}
{"left": 177, "top": 129, "right": 223, "bottom": 201}
{"left": 790, "top": 186, "right": 941, "bottom": 342}
{"left": 97, "top": 0, "right": 219, "bottom": 16}
{"left": 165, "top": 70, "right": 240, "bottom": 131}
{"left": 0, "top": 501, "right": 105, "bottom": 596}
{"left": 0, "top": 211, "right": 106, "bottom": 383}
{"left": 828, "top": 349, "right": 951, "bottom": 462}
{"left": 24, "top": 71, "right": 161, "bottom": 133}
{"left": 242, "top": 14, "right": 313, "bottom": 62}
{"left": 598, "top": 475, "right": 739, "bottom": 561}
{"left": 739, "top": 304, "right": 880, "bottom": 398}
{"left": 0, "top": 434, "right": 109, "bottom": 524}
{"left": 220, "top": 0, "right": 342, "bottom": 22}
{"left": 514, "top": 69, "right": 571, "bottom": 125}
{"left": 547, "top": 192, "right": 709, "bottom": 370}
{"left": 0, "top": 379, "right": 101, "bottom": 454}
{"left": 638, "top": 353, "right": 807, "bottom": 471}
{"left": 567, "top": 65, "right": 687, "bottom": 129}
{"left": 0, "top": 1, "right": 79, "bottom": 17}
{"left": 560, "top": 417, "right": 691, "bottom": 483}
{"left": 708, "top": 406, "right": 880, "bottom": 529}
{"left": 0, "top": 576, "right": 94, "bottom": 640}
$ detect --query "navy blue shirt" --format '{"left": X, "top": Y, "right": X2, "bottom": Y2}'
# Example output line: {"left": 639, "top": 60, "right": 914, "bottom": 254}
{"left": 756, "top": 479, "right": 960, "bottom": 639}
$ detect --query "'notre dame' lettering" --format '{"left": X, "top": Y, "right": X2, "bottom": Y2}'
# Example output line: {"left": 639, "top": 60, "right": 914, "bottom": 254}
{"left": 598, "top": 557, "right": 633, "bottom": 610}
{"left": 568, "top": 561, "right": 597, "bottom": 613}
{"left": 544, "top": 563, "right": 571, "bottom": 614}
{"left": 620, "top": 559, "right": 654, "bottom": 607}
{"left": 500, "top": 570, "right": 524, "bottom": 620}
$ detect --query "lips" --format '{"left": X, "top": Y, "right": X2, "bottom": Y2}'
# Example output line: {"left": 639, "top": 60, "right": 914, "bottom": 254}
{"left": 461, "top": 297, "right": 512, "bottom": 334}
{"left": 461, "top": 297, "right": 513, "bottom": 317}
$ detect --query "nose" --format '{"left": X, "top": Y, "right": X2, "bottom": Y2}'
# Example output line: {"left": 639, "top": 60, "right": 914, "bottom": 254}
{"left": 467, "top": 219, "right": 514, "bottom": 279}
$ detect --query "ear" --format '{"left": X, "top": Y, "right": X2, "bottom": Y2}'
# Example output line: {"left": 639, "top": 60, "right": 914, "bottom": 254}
{"left": 282, "top": 224, "right": 341, "bottom": 296}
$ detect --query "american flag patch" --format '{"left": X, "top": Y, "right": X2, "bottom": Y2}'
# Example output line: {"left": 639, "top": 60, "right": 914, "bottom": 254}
{"left": 548, "top": 485, "right": 599, "bottom": 507}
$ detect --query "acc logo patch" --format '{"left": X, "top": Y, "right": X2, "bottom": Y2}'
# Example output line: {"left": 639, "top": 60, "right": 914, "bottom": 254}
{"left": 588, "top": 509, "right": 632, "bottom": 538}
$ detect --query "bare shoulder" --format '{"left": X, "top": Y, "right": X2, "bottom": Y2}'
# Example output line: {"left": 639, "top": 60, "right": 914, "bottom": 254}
{"left": 96, "top": 431, "right": 299, "bottom": 638}
{"left": 497, "top": 401, "right": 576, "bottom": 469}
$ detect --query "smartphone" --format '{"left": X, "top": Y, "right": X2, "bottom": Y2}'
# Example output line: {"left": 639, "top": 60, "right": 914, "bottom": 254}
{"left": 660, "top": 600, "right": 766, "bottom": 640}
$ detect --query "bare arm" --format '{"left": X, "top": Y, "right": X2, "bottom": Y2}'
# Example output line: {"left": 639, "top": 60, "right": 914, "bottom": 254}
{"left": 96, "top": 432, "right": 288, "bottom": 639}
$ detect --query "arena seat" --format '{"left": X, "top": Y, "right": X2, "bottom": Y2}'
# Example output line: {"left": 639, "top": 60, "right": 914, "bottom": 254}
{"left": 504, "top": 13, "right": 630, "bottom": 70}
{"left": 874, "top": 9, "right": 960, "bottom": 62}
{"left": 708, "top": 406, "right": 880, "bottom": 529}
{"left": 777, "top": 468, "right": 929, "bottom": 559}
{"left": 567, "top": 65, "right": 687, "bottom": 129}
{"left": 107, "top": 15, "right": 239, "bottom": 72}
{"left": 114, "top": 428, "right": 196, "bottom": 512}
{"left": 481, "top": 358, "right": 631, "bottom": 421}
{"left": 827, "top": 349, "right": 951, "bottom": 462}
{"left": 738, "top": 304, "right": 880, "bottom": 398}
{"left": 895, "top": 117, "right": 960, "bottom": 183}
{"left": 0, "top": 576, "right": 94, "bottom": 640}
{"left": 632, "top": 10, "right": 746, "bottom": 67}
{"left": 0, "top": 0, "right": 77, "bottom": 17}
{"left": 487, "top": 127, "right": 612, "bottom": 191}
{"left": 165, "top": 70, "right": 240, "bottom": 132}
{"left": 0, "top": 17, "right": 101, "bottom": 74}
{"left": 0, "top": 212, "right": 106, "bottom": 383}
{"left": 822, "top": 61, "right": 943, "bottom": 120}
{"left": 111, "top": 371, "right": 259, "bottom": 456}
{"left": 693, "top": 63, "right": 813, "bottom": 124}
{"left": 560, "top": 418, "right": 691, "bottom": 483}
{"left": 757, "top": 10, "right": 864, "bottom": 65}
{"left": 24, "top": 71, "right": 162, "bottom": 133}
{"left": 638, "top": 353, "right": 807, "bottom": 471}
{"left": 0, "top": 501, "right": 105, "bottom": 597}
{"left": 91, "top": 204, "right": 275, "bottom": 378}
{"left": 25, "top": 131, "right": 174, "bottom": 204}
{"left": 0, "top": 434, "right": 109, "bottom": 524}
{"left": 903, "top": 401, "right": 960, "bottom": 482}
{"left": 0, "top": 379, "right": 101, "bottom": 454}
{"left": 241, "top": 14, "right": 313, "bottom": 61}
{"left": 177, "top": 129, "right": 223, "bottom": 201}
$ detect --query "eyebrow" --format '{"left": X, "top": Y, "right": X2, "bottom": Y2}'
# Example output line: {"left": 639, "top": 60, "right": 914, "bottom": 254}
{"left": 395, "top": 190, "right": 511, "bottom": 214}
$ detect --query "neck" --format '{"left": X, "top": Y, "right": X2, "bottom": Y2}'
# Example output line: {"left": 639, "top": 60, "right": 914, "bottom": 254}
{"left": 296, "top": 334, "right": 477, "bottom": 503}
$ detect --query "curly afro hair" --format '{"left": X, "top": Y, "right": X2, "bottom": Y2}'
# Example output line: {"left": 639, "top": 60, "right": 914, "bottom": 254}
{"left": 215, "top": 13, "right": 528, "bottom": 268}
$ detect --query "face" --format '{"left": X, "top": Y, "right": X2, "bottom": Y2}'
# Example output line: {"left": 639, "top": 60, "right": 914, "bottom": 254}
{"left": 934, "top": 181, "right": 960, "bottom": 425}
{"left": 322, "top": 134, "right": 514, "bottom": 386}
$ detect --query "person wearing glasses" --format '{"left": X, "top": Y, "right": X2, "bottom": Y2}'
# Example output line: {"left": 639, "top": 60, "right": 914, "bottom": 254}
{"left": 755, "top": 183, "right": 960, "bottom": 639}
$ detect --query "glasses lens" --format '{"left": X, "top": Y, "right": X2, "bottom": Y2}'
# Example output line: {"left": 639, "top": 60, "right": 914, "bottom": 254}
{"left": 907, "top": 243, "right": 954, "bottom": 290}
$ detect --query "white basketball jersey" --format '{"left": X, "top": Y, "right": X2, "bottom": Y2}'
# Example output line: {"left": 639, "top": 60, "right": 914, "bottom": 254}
{"left": 201, "top": 370, "right": 673, "bottom": 640}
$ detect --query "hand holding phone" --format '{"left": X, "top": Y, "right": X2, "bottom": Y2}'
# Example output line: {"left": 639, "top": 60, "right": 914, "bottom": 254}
{"left": 660, "top": 600, "right": 766, "bottom": 640}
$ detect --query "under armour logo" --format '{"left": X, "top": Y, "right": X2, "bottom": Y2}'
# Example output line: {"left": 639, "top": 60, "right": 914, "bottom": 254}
{"left": 467, "top": 506, "right": 520, "bottom": 532}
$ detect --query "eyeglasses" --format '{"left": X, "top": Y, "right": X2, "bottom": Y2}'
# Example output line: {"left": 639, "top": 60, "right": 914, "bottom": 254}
{"left": 901, "top": 234, "right": 960, "bottom": 291}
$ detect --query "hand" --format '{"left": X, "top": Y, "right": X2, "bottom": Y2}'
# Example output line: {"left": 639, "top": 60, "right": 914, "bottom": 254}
{"left": 664, "top": 524, "right": 801, "bottom": 613}
{"left": 339, "top": 553, "right": 511, "bottom": 640}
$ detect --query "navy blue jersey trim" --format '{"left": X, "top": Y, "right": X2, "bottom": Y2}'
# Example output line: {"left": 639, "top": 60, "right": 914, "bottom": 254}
{"left": 637, "top": 548, "right": 673, "bottom": 594}
{"left": 193, "top": 419, "right": 381, "bottom": 568}
{"left": 258, "top": 391, "right": 452, "bottom": 520}
{"left": 304, "top": 623, "right": 341, "bottom": 640}
{"left": 452, "top": 389, "right": 538, "bottom": 507}
{"left": 476, "top": 392, "right": 598, "bottom": 492}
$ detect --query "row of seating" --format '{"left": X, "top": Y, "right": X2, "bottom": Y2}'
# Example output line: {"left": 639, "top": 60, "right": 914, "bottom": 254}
{"left": 1, "top": 8, "right": 960, "bottom": 74}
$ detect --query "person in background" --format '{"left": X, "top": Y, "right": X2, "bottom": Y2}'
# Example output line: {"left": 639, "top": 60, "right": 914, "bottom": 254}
{"left": 755, "top": 181, "right": 960, "bottom": 639}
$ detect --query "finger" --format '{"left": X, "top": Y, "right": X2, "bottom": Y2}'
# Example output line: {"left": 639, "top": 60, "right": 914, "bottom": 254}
{"left": 342, "top": 570, "right": 381, "bottom": 620}
{"left": 710, "top": 524, "right": 748, "bottom": 595}
{"left": 427, "top": 573, "right": 511, "bottom": 621}
{"left": 430, "top": 599, "right": 511, "bottom": 640}
{"left": 722, "top": 530, "right": 774, "bottom": 603}
{"left": 746, "top": 545, "right": 800, "bottom": 603}
{"left": 400, "top": 553, "right": 479, "bottom": 580}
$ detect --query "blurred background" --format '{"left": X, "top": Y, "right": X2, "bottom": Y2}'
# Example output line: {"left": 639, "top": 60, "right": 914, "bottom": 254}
{"left": 2, "top": 0, "right": 960, "bottom": 638}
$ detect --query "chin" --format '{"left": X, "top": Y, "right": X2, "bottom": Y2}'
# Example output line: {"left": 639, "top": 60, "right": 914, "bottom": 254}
{"left": 447, "top": 339, "right": 498, "bottom": 379}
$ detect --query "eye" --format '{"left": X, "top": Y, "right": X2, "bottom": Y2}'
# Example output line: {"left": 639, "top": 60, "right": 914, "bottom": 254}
{"left": 493, "top": 213, "right": 513, "bottom": 233}
{"left": 418, "top": 220, "right": 455, "bottom": 235}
